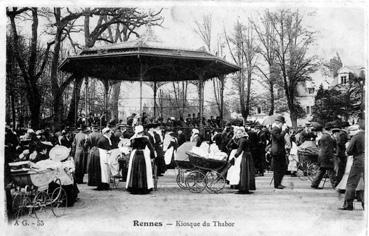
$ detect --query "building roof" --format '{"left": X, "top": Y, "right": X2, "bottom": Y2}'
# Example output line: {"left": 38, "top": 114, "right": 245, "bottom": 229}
{"left": 337, "top": 66, "right": 365, "bottom": 78}
{"left": 59, "top": 39, "right": 240, "bottom": 82}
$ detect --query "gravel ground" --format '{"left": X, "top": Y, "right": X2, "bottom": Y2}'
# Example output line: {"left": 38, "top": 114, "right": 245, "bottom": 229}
{"left": 5, "top": 169, "right": 366, "bottom": 236}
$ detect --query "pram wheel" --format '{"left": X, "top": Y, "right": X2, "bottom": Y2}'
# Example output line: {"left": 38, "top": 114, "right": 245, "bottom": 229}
{"left": 12, "top": 193, "right": 32, "bottom": 220}
{"left": 185, "top": 170, "right": 206, "bottom": 193}
{"left": 50, "top": 187, "right": 67, "bottom": 217}
{"left": 205, "top": 171, "right": 225, "bottom": 193}
{"left": 306, "top": 162, "right": 319, "bottom": 182}
{"left": 32, "top": 191, "right": 50, "bottom": 220}
{"left": 176, "top": 169, "right": 188, "bottom": 190}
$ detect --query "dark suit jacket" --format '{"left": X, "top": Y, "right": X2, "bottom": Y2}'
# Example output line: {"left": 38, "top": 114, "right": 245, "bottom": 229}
{"left": 318, "top": 133, "right": 335, "bottom": 168}
{"left": 178, "top": 133, "right": 186, "bottom": 146}
{"left": 85, "top": 131, "right": 102, "bottom": 148}
{"left": 97, "top": 135, "right": 113, "bottom": 150}
{"left": 60, "top": 136, "right": 72, "bottom": 148}
{"left": 271, "top": 126, "right": 286, "bottom": 156}
{"left": 248, "top": 131, "right": 258, "bottom": 152}
{"left": 346, "top": 130, "right": 365, "bottom": 159}
{"left": 111, "top": 130, "right": 122, "bottom": 148}
{"left": 336, "top": 131, "right": 348, "bottom": 158}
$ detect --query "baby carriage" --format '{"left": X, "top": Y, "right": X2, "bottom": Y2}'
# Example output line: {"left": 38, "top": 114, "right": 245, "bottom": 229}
{"left": 296, "top": 141, "right": 319, "bottom": 181}
{"left": 179, "top": 151, "right": 232, "bottom": 193}
{"left": 9, "top": 161, "right": 68, "bottom": 220}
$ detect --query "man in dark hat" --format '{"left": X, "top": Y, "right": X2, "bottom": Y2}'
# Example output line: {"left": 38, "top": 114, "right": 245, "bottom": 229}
{"left": 127, "top": 113, "right": 136, "bottom": 127}
{"left": 109, "top": 115, "right": 118, "bottom": 128}
{"left": 87, "top": 113, "right": 94, "bottom": 127}
{"left": 144, "top": 123, "right": 156, "bottom": 147}
{"left": 151, "top": 123, "right": 166, "bottom": 175}
{"left": 332, "top": 127, "right": 348, "bottom": 188}
{"left": 271, "top": 115, "right": 288, "bottom": 189}
{"left": 185, "top": 114, "right": 192, "bottom": 125}
{"left": 220, "top": 123, "right": 233, "bottom": 153}
{"left": 247, "top": 126, "right": 260, "bottom": 175}
{"left": 177, "top": 129, "right": 186, "bottom": 146}
{"left": 298, "top": 122, "right": 316, "bottom": 145}
{"left": 71, "top": 124, "right": 89, "bottom": 184}
{"left": 255, "top": 125, "right": 268, "bottom": 176}
{"left": 192, "top": 113, "right": 197, "bottom": 126}
{"left": 311, "top": 123, "right": 336, "bottom": 189}
{"left": 60, "top": 129, "right": 72, "bottom": 148}
{"left": 85, "top": 124, "right": 102, "bottom": 148}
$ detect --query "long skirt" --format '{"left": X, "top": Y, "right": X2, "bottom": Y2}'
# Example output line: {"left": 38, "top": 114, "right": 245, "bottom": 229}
{"left": 155, "top": 147, "right": 166, "bottom": 174}
{"left": 88, "top": 147, "right": 101, "bottom": 186}
{"left": 239, "top": 151, "right": 256, "bottom": 192}
{"left": 74, "top": 148, "right": 86, "bottom": 183}
{"left": 126, "top": 149, "right": 154, "bottom": 194}
{"left": 87, "top": 147, "right": 109, "bottom": 190}
{"left": 336, "top": 156, "right": 364, "bottom": 191}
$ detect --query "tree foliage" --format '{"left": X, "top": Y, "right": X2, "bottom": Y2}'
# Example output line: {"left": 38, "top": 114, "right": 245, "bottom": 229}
{"left": 312, "top": 71, "right": 365, "bottom": 125}
{"left": 264, "top": 9, "right": 318, "bottom": 128}
{"left": 225, "top": 21, "right": 258, "bottom": 121}
{"left": 6, "top": 7, "right": 163, "bottom": 129}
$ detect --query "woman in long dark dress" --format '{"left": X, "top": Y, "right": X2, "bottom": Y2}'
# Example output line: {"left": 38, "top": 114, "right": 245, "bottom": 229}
{"left": 126, "top": 125, "right": 156, "bottom": 194}
{"left": 233, "top": 128, "right": 256, "bottom": 194}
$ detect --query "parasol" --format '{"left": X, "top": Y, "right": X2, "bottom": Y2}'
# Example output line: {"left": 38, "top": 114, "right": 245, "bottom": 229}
{"left": 262, "top": 115, "right": 280, "bottom": 126}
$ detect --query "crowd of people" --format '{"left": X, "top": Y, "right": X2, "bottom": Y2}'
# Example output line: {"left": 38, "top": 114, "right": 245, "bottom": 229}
{"left": 4, "top": 111, "right": 365, "bottom": 217}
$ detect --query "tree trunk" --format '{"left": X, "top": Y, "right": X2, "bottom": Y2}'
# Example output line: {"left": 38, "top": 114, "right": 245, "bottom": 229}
{"left": 213, "top": 78, "right": 220, "bottom": 114}
{"left": 53, "top": 93, "right": 64, "bottom": 130}
{"left": 28, "top": 88, "right": 41, "bottom": 129}
{"left": 290, "top": 112, "right": 298, "bottom": 129}
{"left": 245, "top": 71, "right": 252, "bottom": 121}
{"left": 239, "top": 73, "right": 247, "bottom": 122}
{"left": 11, "top": 92, "right": 16, "bottom": 130}
{"left": 51, "top": 25, "right": 63, "bottom": 129}
{"left": 67, "top": 76, "right": 83, "bottom": 126}
{"left": 110, "top": 82, "right": 121, "bottom": 119}
{"left": 219, "top": 76, "right": 225, "bottom": 123}
{"left": 153, "top": 82, "right": 157, "bottom": 117}
{"left": 198, "top": 76, "right": 204, "bottom": 133}
{"left": 287, "top": 93, "right": 297, "bottom": 129}
{"left": 269, "top": 81, "right": 275, "bottom": 115}
{"left": 182, "top": 81, "right": 188, "bottom": 116}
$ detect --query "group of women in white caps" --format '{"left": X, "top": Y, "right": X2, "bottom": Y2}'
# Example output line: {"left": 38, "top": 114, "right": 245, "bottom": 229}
{"left": 84, "top": 123, "right": 177, "bottom": 194}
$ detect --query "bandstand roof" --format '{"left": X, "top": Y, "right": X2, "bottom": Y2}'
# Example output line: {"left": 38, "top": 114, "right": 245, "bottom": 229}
{"left": 59, "top": 40, "right": 240, "bottom": 82}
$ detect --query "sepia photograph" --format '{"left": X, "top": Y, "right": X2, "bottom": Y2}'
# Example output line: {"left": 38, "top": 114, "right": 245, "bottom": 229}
{"left": 1, "top": 0, "right": 367, "bottom": 235}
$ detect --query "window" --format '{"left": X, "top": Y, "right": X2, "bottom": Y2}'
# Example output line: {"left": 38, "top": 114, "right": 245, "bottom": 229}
{"left": 341, "top": 76, "right": 347, "bottom": 84}
{"left": 306, "top": 106, "right": 310, "bottom": 114}
{"left": 257, "top": 107, "right": 262, "bottom": 114}
{"left": 308, "top": 88, "right": 315, "bottom": 94}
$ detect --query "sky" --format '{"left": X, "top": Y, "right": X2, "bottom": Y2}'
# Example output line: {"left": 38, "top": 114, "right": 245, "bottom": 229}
{"left": 119, "top": 3, "right": 367, "bottom": 117}
{"left": 1, "top": 1, "right": 368, "bottom": 118}
{"left": 155, "top": 5, "right": 366, "bottom": 66}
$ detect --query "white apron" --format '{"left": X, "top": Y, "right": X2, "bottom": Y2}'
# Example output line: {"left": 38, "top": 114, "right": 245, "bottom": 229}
{"left": 164, "top": 147, "right": 176, "bottom": 165}
{"left": 288, "top": 142, "right": 299, "bottom": 172}
{"left": 98, "top": 148, "right": 111, "bottom": 184}
{"left": 125, "top": 147, "right": 154, "bottom": 189}
{"left": 109, "top": 149, "right": 121, "bottom": 177}
{"left": 335, "top": 156, "right": 364, "bottom": 191}
{"left": 226, "top": 149, "right": 243, "bottom": 185}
